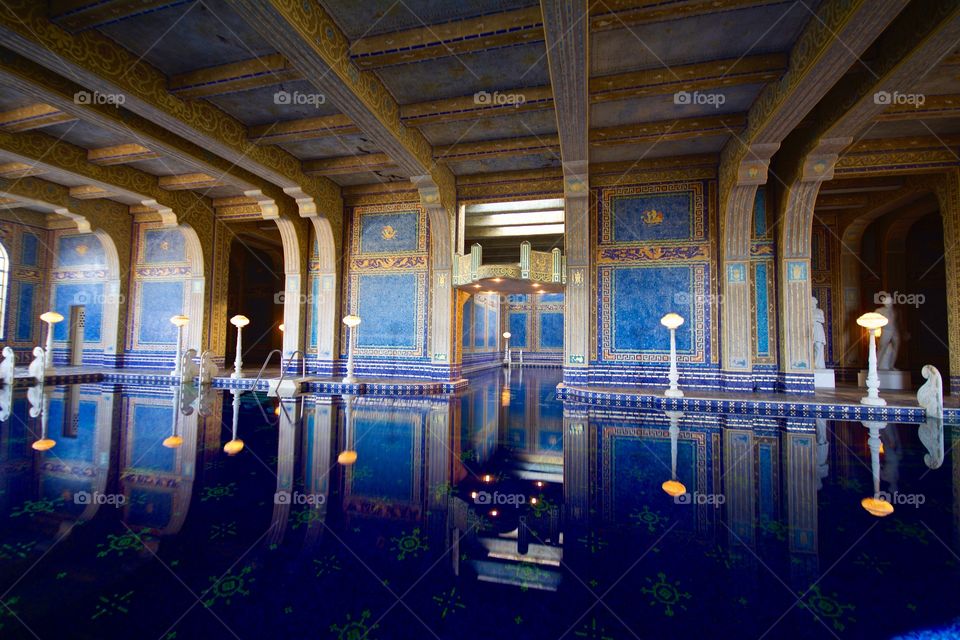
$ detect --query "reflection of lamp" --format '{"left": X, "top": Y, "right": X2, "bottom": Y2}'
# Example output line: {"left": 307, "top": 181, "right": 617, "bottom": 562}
{"left": 224, "top": 389, "right": 244, "bottom": 455}
{"left": 503, "top": 331, "right": 512, "bottom": 365}
{"left": 342, "top": 315, "right": 361, "bottom": 383}
{"left": 860, "top": 421, "right": 893, "bottom": 517}
{"left": 337, "top": 394, "right": 357, "bottom": 465}
{"left": 164, "top": 386, "right": 184, "bottom": 448}
{"left": 660, "top": 313, "right": 685, "bottom": 398}
{"left": 169, "top": 315, "right": 189, "bottom": 376}
{"left": 661, "top": 410, "right": 686, "bottom": 497}
{"left": 230, "top": 315, "right": 250, "bottom": 379}
{"left": 857, "top": 312, "right": 889, "bottom": 406}
{"left": 39, "top": 311, "right": 64, "bottom": 369}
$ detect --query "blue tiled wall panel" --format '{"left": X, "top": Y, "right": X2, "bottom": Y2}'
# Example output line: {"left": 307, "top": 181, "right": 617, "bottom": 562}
{"left": 21, "top": 233, "right": 39, "bottom": 266}
{"left": 53, "top": 283, "right": 104, "bottom": 342}
{"left": 755, "top": 262, "right": 770, "bottom": 357}
{"left": 473, "top": 298, "right": 485, "bottom": 348}
{"left": 143, "top": 228, "right": 186, "bottom": 263}
{"left": 359, "top": 211, "right": 420, "bottom": 254}
{"left": 56, "top": 234, "right": 105, "bottom": 268}
{"left": 509, "top": 311, "right": 528, "bottom": 348}
{"left": 136, "top": 281, "right": 185, "bottom": 344}
{"left": 486, "top": 308, "right": 496, "bottom": 347}
{"left": 131, "top": 404, "right": 176, "bottom": 472}
{"left": 540, "top": 312, "right": 564, "bottom": 349}
{"left": 356, "top": 272, "right": 418, "bottom": 349}
{"left": 14, "top": 282, "right": 34, "bottom": 341}
{"left": 611, "top": 192, "right": 693, "bottom": 243}
{"left": 610, "top": 266, "right": 692, "bottom": 353}
{"left": 462, "top": 298, "right": 472, "bottom": 348}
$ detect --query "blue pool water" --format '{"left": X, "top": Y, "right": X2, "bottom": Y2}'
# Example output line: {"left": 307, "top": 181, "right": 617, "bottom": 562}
{"left": 0, "top": 368, "right": 958, "bottom": 639}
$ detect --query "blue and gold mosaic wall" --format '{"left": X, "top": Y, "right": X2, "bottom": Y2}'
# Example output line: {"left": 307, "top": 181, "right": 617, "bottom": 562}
{"left": 751, "top": 189, "right": 778, "bottom": 390}
{"left": 50, "top": 230, "right": 109, "bottom": 365}
{"left": 340, "top": 203, "right": 431, "bottom": 378}
{"left": 592, "top": 180, "right": 719, "bottom": 387}
{"left": 0, "top": 219, "right": 48, "bottom": 362}
{"left": 504, "top": 292, "right": 564, "bottom": 365}
{"left": 461, "top": 293, "right": 501, "bottom": 372}
{"left": 124, "top": 221, "right": 195, "bottom": 368}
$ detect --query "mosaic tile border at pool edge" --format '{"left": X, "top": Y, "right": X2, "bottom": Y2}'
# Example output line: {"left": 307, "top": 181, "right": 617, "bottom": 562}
{"left": 555, "top": 383, "right": 942, "bottom": 423}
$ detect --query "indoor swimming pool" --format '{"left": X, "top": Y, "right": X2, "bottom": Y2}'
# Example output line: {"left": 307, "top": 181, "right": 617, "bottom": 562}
{"left": 1, "top": 368, "right": 957, "bottom": 639}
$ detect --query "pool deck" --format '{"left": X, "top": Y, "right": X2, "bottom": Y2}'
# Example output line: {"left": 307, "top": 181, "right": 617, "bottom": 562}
{"left": 9, "top": 365, "right": 958, "bottom": 422}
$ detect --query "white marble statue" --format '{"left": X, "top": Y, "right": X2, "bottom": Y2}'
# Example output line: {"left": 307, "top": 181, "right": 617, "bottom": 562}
{"left": 180, "top": 348, "right": 199, "bottom": 381}
{"left": 875, "top": 294, "right": 901, "bottom": 370}
{"left": 28, "top": 346, "right": 45, "bottom": 381}
{"left": 0, "top": 346, "right": 15, "bottom": 387}
{"left": 917, "top": 364, "right": 944, "bottom": 470}
{"left": 199, "top": 350, "right": 219, "bottom": 385}
{"left": 811, "top": 296, "right": 827, "bottom": 370}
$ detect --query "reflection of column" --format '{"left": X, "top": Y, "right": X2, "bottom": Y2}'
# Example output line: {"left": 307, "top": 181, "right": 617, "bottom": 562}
{"left": 301, "top": 396, "right": 334, "bottom": 548}
{"left": 784, "top": 424, "right": 819, "bottom": 585}
{"left": 269, "top": 397, "right": 300, "bottom": 546}
{"left": 953, "top": 425, "right": 959, "bottom": 548}
{"left": 427, "top": 398, "right": 454, "bottom": 549}
{"left": 563, "top": 407, "right": 589, "bottom": 528}
{"left": 724, "top": 424, "right": 755, "bottom": 546}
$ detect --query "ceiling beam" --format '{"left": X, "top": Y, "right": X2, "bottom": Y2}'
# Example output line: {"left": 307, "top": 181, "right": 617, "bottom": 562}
{"left": 69, "top": 184, "right": 116, "bottom": 199}
{"left": 87, "top": 143, "right": 160, "bottom": 166}
{"left": 169, "top": 53, "right": 302, "bottom": 100}
{"left": 49, "top": 0, "right": 188, "bottom": 32}
{"left": 0, "top": 161, "right": 44, "bottom": 178}
{"left": 834, "top": 135, "right": 960, "bottom": 176}
{"left": 158, "top": 173, "right": 225, "bottom": 190}
{"left": 303, "top": 154, "right": 397, "bottom": 176}
{"left": 435, "top": 135, "right": 560, "bottom": 162}
{"left": 590, "top": 0, "right": 784, "bottom": 31}
{"left": 0, "top": 3, "right": 342, "bottom": 216}
{"left": 590, "top": 114, "right": 746, "bottom": 146}
{"left": 876, "top": 92, "right": 960, "bottom": 121}
{"left": 229, "top": 0, "right": 455, "bottom": 212}
{"left": 350, "top": 7, "right": 544, "bottom": 70}
{"left": 0, "top": 103, "right": 77, "bottom": 132}
{"left": 248, "top": 113, "right": 359, "bottom": 144}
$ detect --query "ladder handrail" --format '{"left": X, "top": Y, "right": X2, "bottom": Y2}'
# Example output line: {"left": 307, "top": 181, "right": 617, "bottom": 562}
{"left": 250, "top": 349, "right": 284, "bottom": 391}
{"left": 276, "top": 350, "right": 306, "bottom": 389}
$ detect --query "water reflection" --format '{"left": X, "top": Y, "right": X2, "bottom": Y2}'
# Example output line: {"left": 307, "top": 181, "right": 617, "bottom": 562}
{"left": 0, "top": 371, "right": 956, "bottom": 639}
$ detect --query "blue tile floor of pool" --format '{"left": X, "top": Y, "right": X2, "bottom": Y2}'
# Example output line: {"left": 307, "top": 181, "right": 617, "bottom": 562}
{"left": 0, "top": 369, "right": 958, "bottom": 639}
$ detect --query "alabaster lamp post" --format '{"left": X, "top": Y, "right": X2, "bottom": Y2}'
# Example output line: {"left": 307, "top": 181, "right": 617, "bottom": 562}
{"left": 39, "top": 311, "right": 64, "bottom": 369}
{"left": 661, "top": 410, "right": 686, "bottom": 498}
{"left": 230, "top": 315, "right": 250, "bottom": 379}
{"left": 169, "top": 315, "right": 189, "bottom": 376}
{"left": 342, "top": 315, "right": 361, "bottom": 383}
{"left": 503, "top": 331, "right": 512, "bottom": 365}
{"left": 857, "top": 312, "right": 889, "bottom": 406}
{"left": 660, "top": 313, "right": 685, "bottom": 398}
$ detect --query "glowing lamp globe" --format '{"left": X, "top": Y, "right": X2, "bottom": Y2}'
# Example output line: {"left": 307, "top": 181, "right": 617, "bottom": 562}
{"left": 223, "top": 438, "right": 245, "bottom": 456}
{"left": 861, "top": 496, "right": 894, "bottom": 517}
{"left": 279, "top": 323, "right": 285, "bottom": 333}
{"left": 230, "top": 315, "right": 250, "bottom": 328}
{"left": 162, "top": 435, "right": 184, "bottom": 449}
{"left": 661, "top": 479, "right": 686, "bottom": 497}
{"left": 169, "top": 315, "right": 189, "bottom": 327}
{"left": 856, "top": 312, "right": 888, "bottom": 331}
{"left": 502, "top": 332, "right": 512, "bottom": 339}
{"left": 40, "top": 311, "right": 64, "bottom": 324}
{"left": 660, "top": 313, "right": 684, "bottom": 330}
{"left": 31, "top": 438, "right": 56, "bottom": 451}
{"left": 337, "top": 450, "right": 358, "bottom": 465}
{"left": 342, "top": 315, "right": 361, "bottom": 328}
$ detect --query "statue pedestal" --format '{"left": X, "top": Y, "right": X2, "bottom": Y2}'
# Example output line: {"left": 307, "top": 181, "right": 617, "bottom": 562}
{"left": 857, "top": 369, "right": 911, "bottom": 390}
{"left": 814, "top": 369, "right": 835, "bottom": 388}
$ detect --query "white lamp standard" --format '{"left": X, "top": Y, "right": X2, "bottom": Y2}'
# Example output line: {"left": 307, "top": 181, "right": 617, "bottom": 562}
{"left": 660, "top": 313, "right": 685, "bottom": 398}
{"left": 39, "top": 311, "right": 64, "bottom": 369}
{"left": 342, "top": 315, "right": 361, "bottom": 383}
{"left": 169, "top": 315, "right": 189, "bottom": 376}
{"left": 230, "top": 315, "right": 250, "bottom": 379}
{"left": 857, "top": 312, "right": 889, "bottom": 406}
{"left": 502, "top": 331, "right": 512, "bottom": 365}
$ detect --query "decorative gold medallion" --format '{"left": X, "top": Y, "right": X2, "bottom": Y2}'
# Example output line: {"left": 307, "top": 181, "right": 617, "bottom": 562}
{"left": 74, "top": 243, "right": 88, "bottom": 256}
{"left": 381, "top": 225, "right": 397, "bottom": 240}
{"left": 642, "top": 210, "right": 664, "bottom": 225}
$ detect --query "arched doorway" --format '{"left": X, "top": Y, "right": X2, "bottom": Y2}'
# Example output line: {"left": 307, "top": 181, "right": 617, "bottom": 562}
{"left": 904, "top": 212, "right": 949, "bottom": 380}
